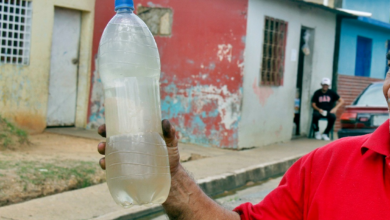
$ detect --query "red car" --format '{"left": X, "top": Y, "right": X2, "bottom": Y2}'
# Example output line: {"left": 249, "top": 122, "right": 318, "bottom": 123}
{"left": 338, "top": 82, "right": 388, "bottom": 138}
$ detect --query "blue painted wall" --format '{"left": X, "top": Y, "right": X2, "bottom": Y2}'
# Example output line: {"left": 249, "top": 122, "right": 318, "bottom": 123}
{"left": 342, "top": 0, "right": 390, "bottom": 23}
{"left": 338, "top": 19, "right": 390, "bottom": 79}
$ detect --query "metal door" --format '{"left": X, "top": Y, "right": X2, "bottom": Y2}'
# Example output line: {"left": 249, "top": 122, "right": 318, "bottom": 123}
{"left": 355, "top": 36, "right": 372, "bottom": 77}
{"left": 46, "top": 7, "right": 81, "bottom": 126}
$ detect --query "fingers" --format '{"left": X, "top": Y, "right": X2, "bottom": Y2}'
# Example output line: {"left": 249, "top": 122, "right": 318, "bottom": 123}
{"left": 98, "top": 142, "right": 106, "bottom": 155}
{"left": 97, "top": 125, "right": 106, "bottom": 170}
{"left": 162, "top": 119, "right": 173, "bottom": 139}
{"left": 98, "top": 124, "right": 106, "bottom": 138}
{"left": 99, "top": 158, "right": 106, "bottom": 170}
{"left": 162, "top": 119, "right": 178, "bottom": 148}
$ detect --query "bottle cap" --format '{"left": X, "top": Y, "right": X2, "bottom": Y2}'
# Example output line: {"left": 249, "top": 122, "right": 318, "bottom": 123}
{"left": 115, "top": 0, "right": 134, "bottom": 10}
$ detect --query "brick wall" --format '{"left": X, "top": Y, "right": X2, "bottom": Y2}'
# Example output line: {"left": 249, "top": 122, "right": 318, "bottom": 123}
{"left": 335, "top": 75, "right": 383, "bottom": 131}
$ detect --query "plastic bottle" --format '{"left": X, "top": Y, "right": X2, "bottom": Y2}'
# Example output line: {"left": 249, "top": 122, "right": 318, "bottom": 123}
{"left": 98, "top": 0, "right": 171, "bottom": 208}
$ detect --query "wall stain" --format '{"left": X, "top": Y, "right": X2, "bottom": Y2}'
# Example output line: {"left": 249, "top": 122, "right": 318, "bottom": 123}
{"left": 252, "top": 77, "right": 274, "bottom": 106}
{"left": 87, "top": 56, "right": 105, "bottom": 129}
{"left": 13, "top": 112, "right": 46, "bottom": 134}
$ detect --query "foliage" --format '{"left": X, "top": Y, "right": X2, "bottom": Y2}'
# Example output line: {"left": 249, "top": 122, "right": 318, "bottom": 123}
{"left": 0, "top": 115, "right": 30, "bottom": 149}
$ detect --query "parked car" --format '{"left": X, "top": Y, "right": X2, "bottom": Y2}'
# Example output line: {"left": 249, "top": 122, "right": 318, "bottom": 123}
{"left": 338, "top": 82, "right": 388, "bottom": 138}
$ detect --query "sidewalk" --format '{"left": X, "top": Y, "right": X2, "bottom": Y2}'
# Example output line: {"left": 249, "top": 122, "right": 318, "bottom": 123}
{"left": 0, "top": 128, "right": 331, "bottom": 220}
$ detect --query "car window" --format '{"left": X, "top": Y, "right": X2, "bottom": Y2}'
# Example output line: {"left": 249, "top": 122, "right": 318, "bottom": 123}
{"left": 353, "top": 83, "right": 387, "bottom": 107}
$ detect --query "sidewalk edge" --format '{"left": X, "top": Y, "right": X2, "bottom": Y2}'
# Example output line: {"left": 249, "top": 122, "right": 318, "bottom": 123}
{"left": 100, "top": 155, "right": 304, "bottom": 220}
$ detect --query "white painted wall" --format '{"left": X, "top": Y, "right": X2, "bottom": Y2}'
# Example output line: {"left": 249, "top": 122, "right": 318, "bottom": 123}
{"left": 238, "top": 0, "right": 336, "bottom": 148}
{"left": 0, "top": 0, "right": 95, "bottom": 133}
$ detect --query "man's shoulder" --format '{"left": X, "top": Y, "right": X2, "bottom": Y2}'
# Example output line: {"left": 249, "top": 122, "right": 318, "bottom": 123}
{"left": 313, "top": 89, "right": 321, "bottom": 95}
{"left": 328, "top": 89, "right": 339, "bottom": 96}
{"left": 307, "top": 135, "right": 370, "bottom": 161}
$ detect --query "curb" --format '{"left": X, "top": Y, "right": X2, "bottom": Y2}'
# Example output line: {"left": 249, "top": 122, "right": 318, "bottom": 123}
{"left": 103, "top": 155, "right": 303, "bottom": 220}
{"left": 198, "top": 156, "right": 301, "bottom": 196}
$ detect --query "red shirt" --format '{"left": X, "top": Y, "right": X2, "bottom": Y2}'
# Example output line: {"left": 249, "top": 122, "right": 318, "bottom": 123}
{"left": 234, "top": 120, "right": 390, "bottom": 220}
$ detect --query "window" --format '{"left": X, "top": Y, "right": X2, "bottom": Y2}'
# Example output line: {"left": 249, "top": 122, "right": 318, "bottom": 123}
{"left": 353, "top": 83, "right": 387, "bottom": 107}
{"left": 354, "top": 36, "right": 372, "bottom": 77}
{"left": 137, "top": 6, "right": 172, "bottom": 36}
{"left": 0, "top": 0, "right": 32, "bottom": 65}
{"left": 260, "top": 16, "right": 288, "bottom": 86}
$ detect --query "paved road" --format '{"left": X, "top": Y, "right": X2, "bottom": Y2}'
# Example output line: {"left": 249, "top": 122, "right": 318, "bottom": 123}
{"left": 145, "top": 177, "right": 283, "bottom": 220}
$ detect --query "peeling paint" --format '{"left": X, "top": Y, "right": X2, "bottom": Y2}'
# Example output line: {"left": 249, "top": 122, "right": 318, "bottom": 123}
{"left": 161, "top": 84, "right": 242, "bottom": 148}
{"left": 87, "top": 56, "right": 105, "bottom": 129}
{"left": 241, "top": 36, "right": 246, "bottom": 44}
{"left": 88, "top": 0, "right": 248, "bottom": 148}
{"left": 147, "top": 2, "right": 162, "bottom": 7}
{"left": 209, "top": 62, "right": 216, "bottom": 70}
{"left": 252, "top": 77, "right": 274, "bottom": 106}
{"left": 237, "top": 60, "right": 245, "bottom": 75}
{"left": 217, "top": 44, "right": 233, "bottom": 62}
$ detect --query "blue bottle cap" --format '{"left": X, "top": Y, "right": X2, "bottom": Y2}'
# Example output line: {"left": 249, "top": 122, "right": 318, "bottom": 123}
{"left": 115, "top": 0, "right": 134, "bottom": 10}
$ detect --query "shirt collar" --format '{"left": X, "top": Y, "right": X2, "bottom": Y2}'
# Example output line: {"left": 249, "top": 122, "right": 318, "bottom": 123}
{"left": 361, "top": 119, "right": 390, "bottom": 156}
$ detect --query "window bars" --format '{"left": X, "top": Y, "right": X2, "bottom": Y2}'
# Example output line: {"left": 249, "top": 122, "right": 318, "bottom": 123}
{"left": 261, "top": 16, "right": 288, "bottom": 86}
{"left": 0, "top": 0, "right": 32, "bottom": 65}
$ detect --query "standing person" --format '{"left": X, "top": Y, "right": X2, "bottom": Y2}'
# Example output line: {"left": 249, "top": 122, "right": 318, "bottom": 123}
{"left": 311, "top": 78, "right": 344, "bottom": 140}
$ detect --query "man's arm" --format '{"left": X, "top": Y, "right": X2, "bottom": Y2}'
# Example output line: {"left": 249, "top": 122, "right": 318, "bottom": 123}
{"left": 97, "top": 120, "right": 307, "bottom": 220}
{"left": 97, "top": 122, "right": 240, "bottom": 220}
{"left": 312, "top": 103, "right": 323, "bottom": 113}
{"left": 311, "top": 92, "right": 322, "bottom": 113}
{"left": 330, "top": 98, "right": 344, "bottom": 114}
{"left": 163, "top": 165, "right": 240, "bottom": 220}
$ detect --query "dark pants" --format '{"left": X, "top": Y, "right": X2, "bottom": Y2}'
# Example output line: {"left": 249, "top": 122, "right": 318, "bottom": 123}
{"left": 312, "top": 111, "right": 336, "bottom": 135}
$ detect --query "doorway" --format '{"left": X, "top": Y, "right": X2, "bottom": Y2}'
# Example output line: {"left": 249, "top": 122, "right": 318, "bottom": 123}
{"left": 46, "top": 7, "right": 81, "bottom": 126}
{"left": 354, "top": 36, "right": 372, "bottom": 77}
{"left": 294, "top": 27, "right": 314, "bottom": 136}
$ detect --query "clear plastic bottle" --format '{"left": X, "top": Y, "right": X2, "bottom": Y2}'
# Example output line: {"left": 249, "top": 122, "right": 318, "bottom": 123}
{"left": 98, "top": 0, "right": 171, "bottom": 208}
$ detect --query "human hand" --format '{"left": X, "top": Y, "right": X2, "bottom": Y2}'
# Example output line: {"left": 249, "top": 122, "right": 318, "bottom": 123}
{"left": 330, "top": 108, "right": 337, "bottom": 114}
{"left": 318, "top": 109, "right": 324, "bottom": 114}
{"left": 97, "top": 120, "right": 181, "bottom": 176}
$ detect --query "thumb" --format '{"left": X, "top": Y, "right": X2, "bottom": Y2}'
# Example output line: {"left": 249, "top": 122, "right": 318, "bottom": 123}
{"left": 162, "top": 120, "right": 178, "bottom": 148}
{"left": 387, "top": 88, "right": 390, "bottom": 103}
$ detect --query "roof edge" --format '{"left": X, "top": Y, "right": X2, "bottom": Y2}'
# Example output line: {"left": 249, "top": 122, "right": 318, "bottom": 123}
{"left": 357, "top": 17, "right": 390, "bottom": 30}
{"left": 285, "top": 0, "right": 357, "bottom": 17}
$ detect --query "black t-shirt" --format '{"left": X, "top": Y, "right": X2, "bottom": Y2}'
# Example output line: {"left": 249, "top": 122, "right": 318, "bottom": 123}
{"left": 311, "top": 89, "right": 340, "bottom": 111}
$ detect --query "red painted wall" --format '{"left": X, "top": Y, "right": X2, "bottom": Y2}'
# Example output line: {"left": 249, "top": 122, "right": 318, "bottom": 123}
{"left": 88, "top": 0, "right": 248, "bottom": 148}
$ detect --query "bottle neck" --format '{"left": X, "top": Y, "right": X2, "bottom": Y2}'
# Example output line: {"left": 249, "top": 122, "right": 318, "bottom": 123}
{"left": 116, "top": 7, "right": 133, "bottom": 14}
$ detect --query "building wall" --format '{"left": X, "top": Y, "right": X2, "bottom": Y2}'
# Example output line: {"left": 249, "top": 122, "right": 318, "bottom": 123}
{"left": 338, "top": 19, "right": 390, "bottom": 79}
{"left": 335, "top": 75, "right": 383, "bottom": 131}
{"left": 239, "top": 0, "right": 336, "bottom": 148}
{"left": 0, "top": 0, "right": 95, "bottom": 133}
{"left": 88, "top": 0, "right": 248, "bottom": 148}
{"left": 343, "top": 0, "right": 390, "bottom": 23}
